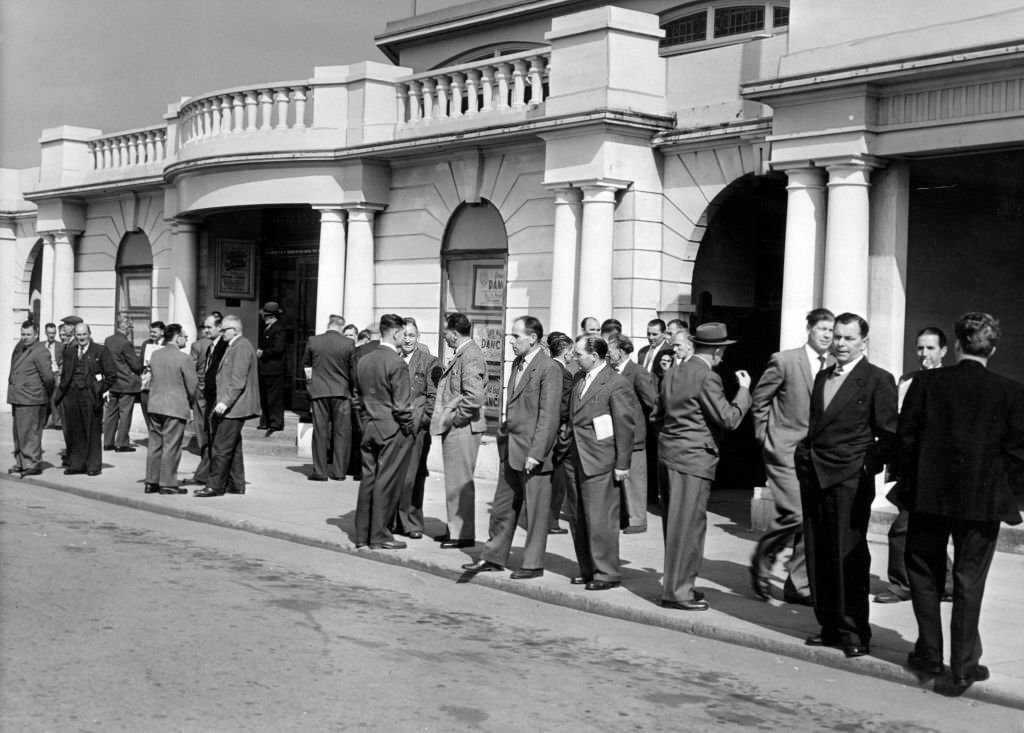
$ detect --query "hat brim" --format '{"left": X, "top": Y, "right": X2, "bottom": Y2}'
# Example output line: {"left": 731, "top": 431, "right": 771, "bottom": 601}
{"left": 691, "top": 338, "right": 737, "bottom": 346}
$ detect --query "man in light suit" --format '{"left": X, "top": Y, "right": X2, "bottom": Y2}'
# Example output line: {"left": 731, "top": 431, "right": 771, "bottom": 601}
{"left": 102, "top": 314, "right": 144, "bottom": 452}
{"left": 607, "top": 334, "right": 656, "bottom": 534}
{"left": 7, "top": 321, "right": 54, "bottom": 477}
{"left": 145, "top": 324, "right": 198, "bottom": 495}
{"left": 303, "top": 314, "right": 355, "bottom": 482}
{"left": 464, "top": 316, "right": 562, "bottom": 578}
{"left": 56, "top": 322, "right": 117, "bottom": 476}
{"left": 898, "top": 312, "right": 1024, "bottom": 690}
{"left": 354, "top": 314, "right": 415, "bottom": 549}
{"left": 430, "top": 312, "right": 487, "bottom": 549}
{"left": 562, "top": 335, "right": 636, "bottom": 590}
{"left": 195, "top": 314, "right": 261, "bottom": 497}
{"left": 658, "top": 322, "right": 751, "bottom": 611}
{"left": 796, "top": 313, "right": 898, "bottom": 658}
{"left": 749, "top": 308, "right": 834, "bottom": 605}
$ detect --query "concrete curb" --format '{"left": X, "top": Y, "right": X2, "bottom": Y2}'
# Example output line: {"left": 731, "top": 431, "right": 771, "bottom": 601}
{"left": 18, "top": 472, "right": 1024, "bottom": 712}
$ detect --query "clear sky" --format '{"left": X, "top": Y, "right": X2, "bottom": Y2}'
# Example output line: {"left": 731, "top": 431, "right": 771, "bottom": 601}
{"left": 1, "top": 0, "right": 465, "bottom": 169}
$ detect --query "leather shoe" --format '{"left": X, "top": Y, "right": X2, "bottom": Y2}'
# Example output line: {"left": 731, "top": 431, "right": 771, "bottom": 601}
{"left": 462, "top": 560, "right": 503, "bottom": 572}
{"left": 21, "top": 467, "right": 42, "bottom": 477}
{"left": 548, "top": 525, "right": 568, "bottom": 535}
{"left": 510, "top": 568, "right": 544, "bottom": 579}
{"left": 308, "top": 474, "right": 328, "bottom": 482}
{"left": 63, "top": 469, "right": 83, "bottom": 475}
{"left": 805, "top": 634, "right": 841, "bottom": 648}
{"left": 661, "top": 593, "right": 709, "bottom": 611}
{"left": 907, "top": 651, "right": 945, "bottom": 676}
{"left": 7, "top": 466, "right": 22, "bottom": 474}
{"left": 622, "top": 526, "right": 647, "bottom": 534}
{"left": 87, "top": 470, "right": 101, "bottom": 476}
{"left": 194, "top": 488, "right": 225, "bottom": 497}
{"left": 952, "top": 665, "right": 990, "bottom": 688}
{"left": 369, "top": 540, "right": 406, "bottom": 550}
{"left": 570, "top": 577, "right": 589, "bottom": 585}
{"left": 783, "top": 590, "right": 815, "bottom": 607}
{"left": 115, "top": 446, "right": 136, "bottom": 453}
{"left": 749, "top": 566, "right": 772, "bottom": 601}
{"left": 181, "top": 478, "right": 204, "bottom": 486}
{"left": 406, "top": 531, "right": 423, "bottom": 539}
{"left": 843, "top": 644, "right": 870, "bottom": 658}
{"left": 585, "top": 580, "right": 620, "bottom": 591}
{"left": 873, "top": 590, "right": 910, "bottom": 604}
{"left": 265, "top": 428, "right": 278, "bottom": 438}
{"left": 433, "top": 533, "right": 451, "bottom": 543}
{"left": 440, "top": 539, "right": 474, "bottom": 549}
{"left": 226, "top": 487, "right": 245, "bottom": 495}
{"left": 144, "top": 483, "right": 160, "bottom": 494}
{"left": 158, "top": 487, "right": 182, "bottom": 495}
{"left": 103, "top": 444, "right": 115, "bottom": 451}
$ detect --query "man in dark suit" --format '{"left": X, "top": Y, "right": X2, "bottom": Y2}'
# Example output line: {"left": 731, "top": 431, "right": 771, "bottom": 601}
{"left": 546, "top": 331, "right": 575, "bottom": 534}
{"left": 898, "top": 312, "right": 1024, "bottom": 690}
{"left": 637, "top": 318, "right": 672, "bottom": 374}
{"left": 658, "top": 322, "right": 751, "bottom": 611}
{"left": 195, "top": 315, "right": 261, "bottom": 497}
{"left": 7, "top": 321, "right": 54, "bottom": 477}
{"left": 392, "top": 317, "right": 438, "bottom": 538}
{"left": 464, "top": 316, "right": 562, "bottom": 578}
{"left": 354, "top": 314, "right": 414, "bottom": 549}
{"left": 56, "top": 322, "right": 116, "bottom": 476}
{"left": 188, "top": 312, "right": 219, "bottom": 456}
{"left": 145, "top": 324, "right": 198, "bottom": 495}
{"left": 750, "top": 308, "right": 834, "bottom": 605}
{"left": 430, "top": 312, "right": 487, "bottom": 549}
{"left": 796, "top": 312, "right": 898, "bottom": 658}
{"left": 303, "top": 314, "right": 355, "bottom": 482}
{"left": 102, "top": 314, "right": 143, "bottom": 452}
{"left": 186, "top": 314, "right": 226, "bottom": 487}
{"left": 607, "top": 334, "right": 656, "bottom": 534}
{"left": 43, "top": 322, "right": 61, "bottom": 429}
{"left": 562, "top": 335, "right": 636, "bottom": 590}
{"left": 257, "top": 301, "right": 287, "bottom": 436}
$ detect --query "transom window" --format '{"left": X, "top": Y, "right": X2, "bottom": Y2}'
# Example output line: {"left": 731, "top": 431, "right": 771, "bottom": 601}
{"left": 661, "top": 2, "right": 789, "bottom": 54}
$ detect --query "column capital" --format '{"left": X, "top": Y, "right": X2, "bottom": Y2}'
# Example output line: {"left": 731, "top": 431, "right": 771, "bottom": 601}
{"left": 38, "top": 229, "right": 82, "bottom": 242}
{"left": 780, "top": 166, "right": 827, "bottom": 191}
{"left": 548, "top": 186, "right": 582, "bottom": 206}
{"left": 578, "top": 178, "right": 631, "bottom": 204}
{"left": 343, "top": 203, "right": 386, "bottom": 222}
{"left": 820, "top": 154, "right": 886, "bottom": 173}
{"left": 312, "top": 206, "right": 346, "bottom": 224}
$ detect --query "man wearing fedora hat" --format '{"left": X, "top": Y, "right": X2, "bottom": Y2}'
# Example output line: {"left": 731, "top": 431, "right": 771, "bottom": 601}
{"left": 657, "top": 322, "right": 751, "bottom": 611}
{"left": 257, "top": 301, "right": 287, "bottom": 437}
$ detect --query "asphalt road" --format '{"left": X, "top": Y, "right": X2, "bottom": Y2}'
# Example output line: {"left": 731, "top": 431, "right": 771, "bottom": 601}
{"left": 1, "top": 478, "right": 1021, "bottom": 733}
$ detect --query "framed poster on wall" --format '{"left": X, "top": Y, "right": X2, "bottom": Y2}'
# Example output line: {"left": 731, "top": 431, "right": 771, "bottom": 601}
{"left": 472, "top": 264, "right": 505, "bottom": 310}
{"left": 215, "top": 238, "right": 257, "bottom": 300}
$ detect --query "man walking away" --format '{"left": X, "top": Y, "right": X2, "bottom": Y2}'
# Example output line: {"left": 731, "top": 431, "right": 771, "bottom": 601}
{"left": 145, "top": 324, "right": 198, "bottom": 495}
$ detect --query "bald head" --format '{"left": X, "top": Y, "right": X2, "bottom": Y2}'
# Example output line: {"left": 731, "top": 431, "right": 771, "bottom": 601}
{"left": 74, "top": 323, "right": 92, "bottom": 348}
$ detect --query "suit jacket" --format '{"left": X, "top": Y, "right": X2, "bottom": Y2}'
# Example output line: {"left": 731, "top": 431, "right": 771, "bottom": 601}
{"left": 556, "top": 361, "right": 573, "bottom": 425}
{"left": 798, "top": 358, "right": 898, "bottom": 488}
{"left": 637, "top": 339, "right": 673, "bottom": 375}
{"left": 303, "top": 330, "right": 355, "bottom": 400}
{"left": 204, "top": 337, "right": 229, "bottom": 402}
{"left": 57, "top": 341, "right": 117, "bottom": 407}
{"left": 406, "top": 347, "right": 440, "bottom": 432}
{"left": 215, "top": 336, "right": 261, "bottom": 419}
{"left": 44, "top": 339, "right": 62, "bottom": 376}
{"left": 356, "top": 344, "right": 413, "bottom": 442}
{"left": 190, "top": 336, "right": 212, "bottom": 392}
{"left": 430, "top": 339, "right": 487, "bottom": 436}
{"left": 7, "top": 341, "right": 55, "bottom": 406}
{"left": 618, "top": 360, "right": 655, "bottom": 450}
{"left": 896, "top": 360, "right": 1024, "bottom": 525}
{"left": 657, "top": 356, "right": 751, "bottom": 481}
{"left": 566, "top": 365, "right": 635, "bottom": 478}
{"left": 258, "top": 319, "right": 287, "bottom": 376}
{"left": 499, "top": 349, "right": 563, "bottom": 472}
{"left": 752, "top": 346, "right": 829, "bottom": 466}
{"left": 148, "top": 344, "right": 198, "bottom": 420}
{"left": 104, "top": 332, "right": 143, "bottom": 393}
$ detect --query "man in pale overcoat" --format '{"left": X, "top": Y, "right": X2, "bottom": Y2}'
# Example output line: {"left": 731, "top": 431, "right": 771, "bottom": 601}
{"left": 146, "top": 324, "right": 198, "bottom": 494}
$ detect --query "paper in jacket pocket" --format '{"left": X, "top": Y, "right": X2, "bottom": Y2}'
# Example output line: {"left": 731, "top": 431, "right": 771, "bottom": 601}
{"left": 593, "top": 413, "right": 614, "bottom": 441}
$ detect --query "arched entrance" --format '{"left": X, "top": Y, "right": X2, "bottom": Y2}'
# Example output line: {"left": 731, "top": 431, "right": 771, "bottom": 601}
{"left": 690, "top": 172, "right": 787, "bottom": 489}
{"left": 26, "top": 239, "right": 44, "bottom": 327}
{"left": 116, "top": 231, "right": 154, "bottom": 350}
{"left": 440, "top": 200, "right": 508, "bottom": 433}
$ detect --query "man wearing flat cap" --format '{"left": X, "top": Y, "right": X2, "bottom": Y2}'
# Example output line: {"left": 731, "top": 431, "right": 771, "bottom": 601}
{"left": 257, "top": 301, "right": 287, "bottom": 437}
{"left": 656, "top": 322, "right": 751, "bottom": 611}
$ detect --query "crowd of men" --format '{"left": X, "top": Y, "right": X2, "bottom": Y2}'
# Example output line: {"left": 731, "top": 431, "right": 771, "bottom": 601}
{"left": 7, "top": 304, "right": 1022, "bottom": 694}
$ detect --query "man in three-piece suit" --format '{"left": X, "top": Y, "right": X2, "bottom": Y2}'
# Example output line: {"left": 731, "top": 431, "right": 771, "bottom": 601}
{"left": 430, "top": 312, "right": 487, "bottom": 549}
{"left": 354, "top": 314, "right": 415, "bottom": 549}
{"left": 257, "top": 301, "right": 287, "bottom": 436}
{"left": 303, "top": 314, "right": 355, "bottom": 482}
{"left": 897, "top": 312, "right": 1024, "bottom": 690}
{"left": 56, "top": 323, "right": 117, "bottom": 476}
{"left": 608, "top": 334, "right": 656, "bottom": 534}
{"left": 102, "top": 315, "right": 144, "bottom": 452}
{"left": 749, "top": 308, "right": 834, "bottom": 605}
{"left": 7, "top": 321, "right": 54, "bottom": 477}
{"left": 464, "top": 316, "right": 562, "bottom": 578}
{"left": 195, "top": 315, "right": 261, "bottom": 497}
{"left": 796, "top": 312, "right": 898, "bottom": 658}
{"left": 392, "top": 317, "right": 438, "bottom": 538}
{"left": 145, "top": 324, "right": 198, "bottom": 495}
{"left": 562, "top": 335, "right": 636, "bottom": 591}
{"left": 658, "top": 322, "right": 751, "bottom": 611}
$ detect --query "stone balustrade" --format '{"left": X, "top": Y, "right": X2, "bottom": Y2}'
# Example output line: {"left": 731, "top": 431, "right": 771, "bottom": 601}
{"left": 178, "top": 82, "right": 312, "bottom": 146}
{"left": 88, "top": 126, "right": 168, "bottom": 170}
{"left": 395, "top": 49, "right": 550, "bottom": 129}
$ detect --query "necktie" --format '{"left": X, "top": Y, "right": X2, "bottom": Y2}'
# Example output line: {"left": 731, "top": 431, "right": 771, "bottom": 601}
{"left": 818, "top": 354, "right": 827, "bottom": 372}
{"left": 832, "top": 364, "right": 844, "bottom": 378}
{"left": 511, "top": 360, "right": 524, "bottom": 392}
{"left": 78, "top": 346, "right": 85, "bottom": 360}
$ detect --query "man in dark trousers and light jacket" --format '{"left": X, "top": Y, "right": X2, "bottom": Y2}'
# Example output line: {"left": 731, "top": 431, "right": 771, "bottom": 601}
{"left": 257, "top": 301, "right": 287, "bottom": 436}
{"left": 796, "top": 312, "right": 898, "bottom": 659}
{"left": 102, "top": 314, "right": 144, "bottom": 452}
{"left": 897, "top": 312, "right": 1024, "bottom": 690}
{"left": 8, "top": 321, "right": 54, "bottom": 477}
{"left": 57, "top": 322, "right": 117, "bottom": 476}
{"left": 303, "top": 314, "right": 355, "bottom": 482}
{"left": 464, "top": 315, "right": 563, "bottom": 578}
{"left": 145, "top": 323, "right": 198, "bottom": 495}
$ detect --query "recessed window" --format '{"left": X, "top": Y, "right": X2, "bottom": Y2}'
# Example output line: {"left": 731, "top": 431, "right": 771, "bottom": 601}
{"left": 664, "top": 11, "right": 707, "bottom": 45}
{"left": 773, "top": 5, "right": 790, "bottom": 27}
{"left": 714, "top": 6, "right": 765, "bottom": 37}
{"left": 660, "top": 2, "right": 788, "bottom": 53}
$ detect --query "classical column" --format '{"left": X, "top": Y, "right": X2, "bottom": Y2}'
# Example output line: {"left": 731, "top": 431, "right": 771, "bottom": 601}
{"left": 314, "top": 207, "right": 347, "bottom": 331}
{"left": 823, "top": 159, "right": 877, "bottom": 317}
{"left": 868, "top": 161, "right": 908, "bottom": 378}
{"left": 343, "top": 206, "right": 379, "bottom": 333}
{"left": 51, "top": 231, "right": 77, "bottom": 323}
{"left": 778, "top": 167, "right": 827, "bottom": 348}
{"left": 170, "top": 220, "right": 199, "bottom": 339}
{"left": 577, "top": 183, "right": 623, "bottom": 325}
{"left": 39, "top": 235, "right": 56, "bottom": 326}
{"left": 548, "top": 187, "right": 582, "bottom": 334}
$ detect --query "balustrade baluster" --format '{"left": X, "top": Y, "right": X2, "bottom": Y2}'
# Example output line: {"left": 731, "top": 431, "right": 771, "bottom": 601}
{"left": 435, "top": 77, "right": 450, "bottom": 120}
{"left": 480, "top": 67, "right": 494, "bottom": 112}
{"left": 396, "top": 85, "right": 408, "bottom": 124}
{"left": 219, "top": 96, "right": 232, "bottom": 134}
{"left": 202, "top": 100, "right": 214, "bottom": 137}
{"left": 231, "top": 94, "right": 244, "bottom": 132}
{"left": 512, "top": 60, "right": 527, "bottom": 110}
{"left": 495, "top": 63, "right": 511, "bottom": 111}
{"left": 292, "top": 87, "right": 307, "bottom": 129}
{"left": 274, "top": 88, "right": 290, "bottom": 129}
{"left": 258, "top": 90, "right": 273, "bottom": 130}
{"left": 465, "top": 70, "right": 480, "bottom": 116}
{"left": 102, "top": 140, "right": 113, "bottom": 169}
{"left": 407, "top": 81, "right": 421, "bottom": 123}
{"left": 528, "top": 56, "right": 546, "bottom": 107}
{"left": 144, "top": 132, "right": 155, "bottom": 162}
{"left": 155, "top": 133, "right": 165, "bottom": 161}
{"left": 420, "top": 79, "right": 435, "bottom": 122}
{"left": 244, "top": 92, "right": 258, "bottom": 131}
{"left": 450, "top": 73, "right": 465, "bottom": 118}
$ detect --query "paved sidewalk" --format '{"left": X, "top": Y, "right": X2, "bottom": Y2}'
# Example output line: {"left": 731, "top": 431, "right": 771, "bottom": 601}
{"left": 4, "top": 414, "right": 1023, "bottom": 710}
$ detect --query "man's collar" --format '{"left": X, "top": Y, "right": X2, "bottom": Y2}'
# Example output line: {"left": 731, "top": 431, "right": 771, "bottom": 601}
{"left": 805, "top": 343, "right": 827, "bottom": 360}
{"left": 835, "top": 353, "right": 865, "bottom": 373}
{"left": 958, "top": 354, "right": 987, "bottom": 367}
{"left": 454, "top": 337, "right": 472, "bottom": 353}
{"left": 587, "top": 361, "right": 607, "bottom": 378}
{"left": 228, "top": 334, "right": 241, "bottom": 345}
{"left": 520, "top": 345, "right": 541, "bottom": 365}
{"left": 693, "top": 353, "right": 713, "bottom": 368}
{"left": 381, "top": 341, "right": 399, "bottom": 352}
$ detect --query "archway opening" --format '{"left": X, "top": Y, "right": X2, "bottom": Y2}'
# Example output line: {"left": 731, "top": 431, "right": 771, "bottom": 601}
{"left": 26, "top": 239, "right": 44, "bottom": 327}
{"left": 116, "top": 231, "right": 153, "bottom": 350}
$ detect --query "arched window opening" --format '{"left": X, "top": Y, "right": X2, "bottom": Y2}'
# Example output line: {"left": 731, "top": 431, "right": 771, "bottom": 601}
{"left": 116, "top": 231, "right": 153, "bottom": 350}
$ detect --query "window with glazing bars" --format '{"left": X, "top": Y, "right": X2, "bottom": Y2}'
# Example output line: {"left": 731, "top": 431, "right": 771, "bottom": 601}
{"left": 714, "top": 6, "right": 765, "bottom": 37}
{"left": 662, "top": 11, "right": 708, "bottom": 46}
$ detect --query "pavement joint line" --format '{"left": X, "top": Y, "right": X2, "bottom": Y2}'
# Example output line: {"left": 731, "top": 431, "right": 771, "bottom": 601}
{"left": 12, "top": 472, "right": 1024, "bottom": 712}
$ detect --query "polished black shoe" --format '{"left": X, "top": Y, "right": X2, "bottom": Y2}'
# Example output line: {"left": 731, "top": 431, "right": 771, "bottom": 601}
{"left": 440, "top": 539, "right": 474, "bottom": 549}
{"left": 873, "top": 590, "right": 910, "bottom": 604}
{"left": 265, "top": 428, "right": 279, "bottom": 438}
{"left": 158, "top": 487, "right": 182, "bottom": 495}
{"left": 7, "top": 466, "right": 23, "bottom": 475}
{"left": 86, "top": 470, "right": 101, "bottom": 476}
{"left": 144, "top": 483, "right": 160, "bottom": 493}
{"left": 907, "top": 652, "right": 945, "bottom": 676}
{"left": 103, "top": 445, "right": 116, "bottom": 451}
{"left": 63, "top": 468, "right": 83, "bottom": 475}
{"left": 783, "top": 590, "right": 815, "bottom": 607}
{"left": 369, "top": 540, "right": 407, "bottom": 550}
{"left": 181, "top": 477, "right": 204, "bottom": 486}
{"left": 661, "top": 592, "right": 709, "bottom": 611}
{"left": 308, "top": 474, "right": 328, "bottom": 482}
{"left": 115, "top": 446, "right": 136, "bottom": 453}
{"left": 749, "top": 566, "right": 772, "bottom": 601}
{"left": 21, "top": 467, "right": 42, "bottom": 477}
{"left": 406, "top": 531, "right": 423, "bottom": 539}
{"left": 952, "top": 665, "right": 990, "bottom": 689}
{"left": 194, "top": 488, "right": 225, "bottom": 497}
{"left": 843, "top": 644, "right": 871, "bottom": 658}
{"left": 805, "top": 634, "right": 841, "bottom": 648}
{"left": 256, "top": 424, "right": 268, "bottom": 430}
{"left": 585, "top": 580, "right": 621, "bottom": 591}
{"left": 433, "top": 533, "right": 451, "bottom": 543}
{"left": 548, "top": 525, "right": 568, "bottom": 535}
{"left": 462, "top": 560, "right": 503, "bottom": 572}
{"left": 570, "top": 576, "right": 590, "bottom": 585}
{"left": 510, "top": 568, "right": 544, "bottom": 579}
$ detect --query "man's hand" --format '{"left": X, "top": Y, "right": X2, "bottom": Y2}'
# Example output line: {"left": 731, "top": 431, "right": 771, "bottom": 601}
{"left": 524, "top": 457, "right": 540, "bottom": 472}
{"left": 256, "top": 349, "right": 263, "bottom": 358}
{"left": 214, "top": 402, "right": 228, "bottom": 415}
{"left": 614, "top": 468, "right": 629, "bottom": 482}
{"left": 735, "top": 369, "right": 752, "bottom": 389}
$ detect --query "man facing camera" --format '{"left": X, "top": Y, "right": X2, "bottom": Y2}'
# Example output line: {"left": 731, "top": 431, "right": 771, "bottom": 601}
{"left": 7, "top": 321, "right": 54, "bottom": 477}
{"left": 56, "top": 323, "right": 117, "bottom": 476}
